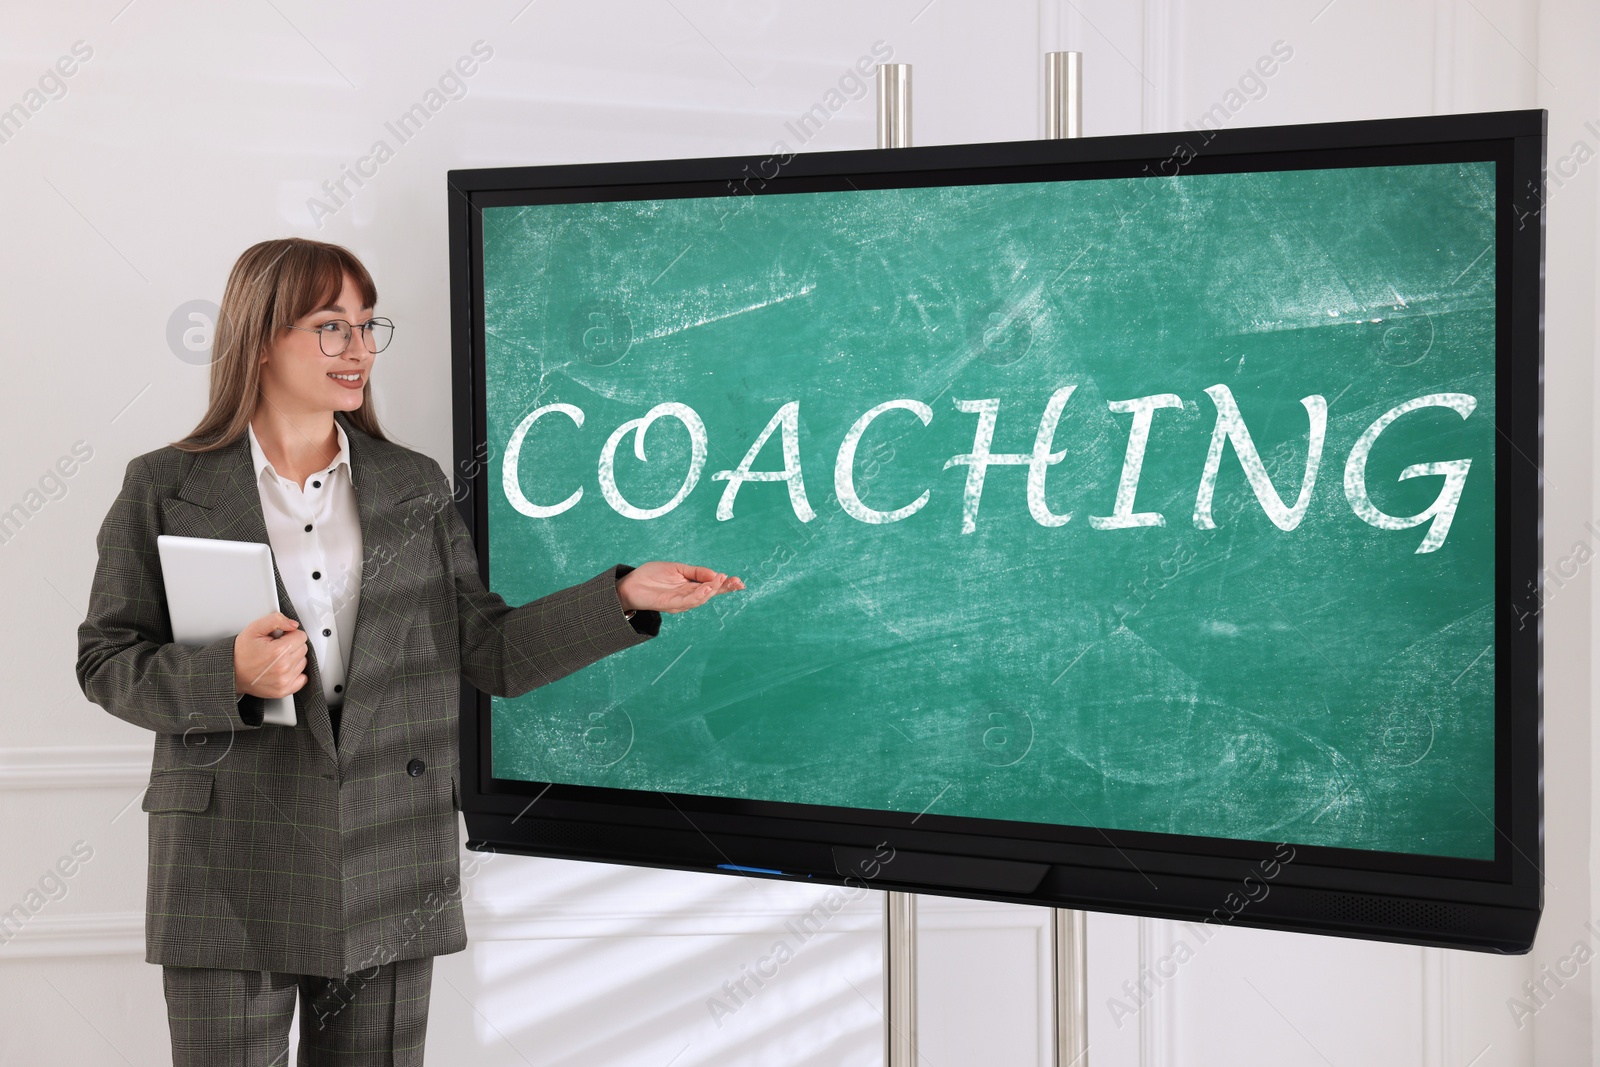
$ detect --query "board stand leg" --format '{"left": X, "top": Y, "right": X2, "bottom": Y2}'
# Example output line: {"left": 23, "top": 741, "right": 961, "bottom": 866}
{"left": 873, "top": 63, "right": 919, "bottom": 1067}
{"left": 1041, "top": 51, "right": 1090, "bottom": 1067}
{"left": 884, "top": 890, "right": 918, "bottom": 1066}
{"left": 880, "top": 895, "right": 1088, "bottom": 1065}
{"left": 1052, "top": 907, "right": 1089, "bottom": 1065}
{"left": 875, "top": 63, "right": 912, "bottom": 149}
{"left": 1044, "top": 51, "right": 1083, "bottom": 139}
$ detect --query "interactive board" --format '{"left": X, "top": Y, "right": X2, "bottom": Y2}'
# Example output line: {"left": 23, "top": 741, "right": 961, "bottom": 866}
{"left": 448, "top": 110, "right": 1543, "bottom": 952}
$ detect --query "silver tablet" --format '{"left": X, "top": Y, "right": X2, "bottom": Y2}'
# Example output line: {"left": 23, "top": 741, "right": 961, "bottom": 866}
{"left": 156, "top": 534, "right": 297, "bottom": 727}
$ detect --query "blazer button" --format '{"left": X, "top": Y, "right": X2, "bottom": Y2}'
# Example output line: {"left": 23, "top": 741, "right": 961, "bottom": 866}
{"left": 407, "top": 758, "right": 426, "bottom": 777}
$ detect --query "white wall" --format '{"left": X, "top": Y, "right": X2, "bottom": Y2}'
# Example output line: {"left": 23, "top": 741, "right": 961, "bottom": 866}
{"left": 1, "top": 1, "right": 1593, "bottom": 1064}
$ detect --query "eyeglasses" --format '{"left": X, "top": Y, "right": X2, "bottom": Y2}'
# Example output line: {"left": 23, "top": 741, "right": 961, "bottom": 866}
{"left": 282, "top": 317, "right": 395, "bottom": 356}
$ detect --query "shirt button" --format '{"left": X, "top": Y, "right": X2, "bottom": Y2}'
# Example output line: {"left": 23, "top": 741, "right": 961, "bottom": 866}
{"left": 312, "top": 571, "right": 322, "bottom": 580}
{"left": 312, "top": 480, "right": 322, "bottom": 488}
{"left": 305, "top": 524, "right": 313, "bottom": 532}
{"left": 407, "top": 759, "right": 426, "bottom": 777}
{"left": 334, "top": 684, "right": 343, "bottom": 694}
{"left": 323, "top": 628, "right": 332, "bottom": 636}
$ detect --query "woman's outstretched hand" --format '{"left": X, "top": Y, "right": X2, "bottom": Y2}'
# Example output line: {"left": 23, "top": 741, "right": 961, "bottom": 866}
{"left": 617, "top": 562, "right": 745, "bottom": 615}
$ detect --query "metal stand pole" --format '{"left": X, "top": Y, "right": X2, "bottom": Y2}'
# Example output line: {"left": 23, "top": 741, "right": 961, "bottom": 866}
{"left": 1052, "top": 907, "right": 1089, "bottom": 1066}
{"left": 875, "top": 61, "right": 918, "bottom": 1067}
{"left": 1045, "top": 54, "right": 1090, "bottom": 1066}
{"left": 1045, "top": 51, "right": 1083, "bottom": 139}
{"left": 884, "top": 890, "right": 918, "bottom": 1066}
{"left": 876, "top": 64, "right": 912, "bottom": 149}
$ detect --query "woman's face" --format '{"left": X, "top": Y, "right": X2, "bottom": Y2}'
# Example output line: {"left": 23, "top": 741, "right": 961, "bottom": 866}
{"left": 259, "top": 272, "right": 374, "bottom": 417}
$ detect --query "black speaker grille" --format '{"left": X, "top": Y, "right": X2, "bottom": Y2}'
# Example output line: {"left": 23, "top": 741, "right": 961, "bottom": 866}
{"left": 1303, "top": 890, "right": 1470, "bottom": 933}
{"left": 491, "top": 821, "right": 600, "bottom": 850}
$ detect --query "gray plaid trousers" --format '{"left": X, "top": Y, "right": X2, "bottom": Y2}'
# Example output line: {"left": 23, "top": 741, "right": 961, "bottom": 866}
{"left": 162, "top": 957, "right": 433, "bottom": 1066}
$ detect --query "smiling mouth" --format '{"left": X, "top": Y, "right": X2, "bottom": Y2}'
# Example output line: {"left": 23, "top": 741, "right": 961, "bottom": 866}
{"left": 328, "top": 372, "right": 363, "bottom": 382}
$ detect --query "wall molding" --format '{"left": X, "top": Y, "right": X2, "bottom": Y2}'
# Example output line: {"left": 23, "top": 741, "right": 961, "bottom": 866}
{"left": 0, "top": 745, "right": 1047, "bottom": 962}
{"left": 1421, "top": 946, "right": 1456, "bottom": 1067}
{"left": 1037, "top": 0, "right": 1064, "bottom": 137}
{"left": 0, "top": 898, "right": 1047, "bottom": 961}
{"left": 1, "top": 747, "right": 1052, "bottom": 964}
{"left": 0, "top": 911, "right": 145, "bottom": 960}
{"left": 1137, "top": 917, "right": 1176, "bottom": 1067}
{"left": 1433, "top": 0, "right": 1458, "bottom": 113}
{"left": 0, "top": 744, "right": 150, "bottom": 791}
{"left": 1142, "top": 0, "right": 1181, "bottom": 133}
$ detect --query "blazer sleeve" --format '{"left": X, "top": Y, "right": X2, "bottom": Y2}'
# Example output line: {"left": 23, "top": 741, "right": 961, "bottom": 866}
{"left": 431, "top": 460, "right": 660, "bottom": 698}
{"left": 75, "top": 454, "right": 269, "bottom": 734}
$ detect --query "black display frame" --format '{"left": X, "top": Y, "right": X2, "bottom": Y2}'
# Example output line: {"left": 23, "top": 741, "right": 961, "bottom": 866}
{"left": 447, "top": 109, "right": 1545, "bottom": 954}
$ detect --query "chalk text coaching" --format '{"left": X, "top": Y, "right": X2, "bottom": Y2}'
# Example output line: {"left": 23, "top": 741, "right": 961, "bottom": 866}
{"left": 502, "top": 384, "right": 1478, "bottom": 554}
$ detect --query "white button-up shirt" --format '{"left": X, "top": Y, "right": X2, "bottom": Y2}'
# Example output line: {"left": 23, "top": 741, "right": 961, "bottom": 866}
{"left": 246, "top": 419, "right": 363, "bottom": 711}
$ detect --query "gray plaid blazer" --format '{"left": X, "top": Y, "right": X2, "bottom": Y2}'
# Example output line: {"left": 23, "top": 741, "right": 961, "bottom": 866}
{"left": 76, "top": 409, "right": 659, "bottom": 978}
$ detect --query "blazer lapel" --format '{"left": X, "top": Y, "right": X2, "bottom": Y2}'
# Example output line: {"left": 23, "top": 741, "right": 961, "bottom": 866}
{"left": 157, "top": 413, "right": 430, "bottom": 771}
{"left": 330, "top": 411, "right": 425, "bottom": 772}
{"left": 160, "top": 431, "right": 339, "bottom": 765}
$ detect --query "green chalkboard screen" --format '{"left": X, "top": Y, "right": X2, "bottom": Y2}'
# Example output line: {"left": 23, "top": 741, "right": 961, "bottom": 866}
{"left": 451, "top": 111, "right": 1543, "bottom": 952}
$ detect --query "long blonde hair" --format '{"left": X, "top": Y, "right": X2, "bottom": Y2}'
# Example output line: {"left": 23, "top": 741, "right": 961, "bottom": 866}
{"left": 172, "top": 238, "right": 391, "bottom": 452}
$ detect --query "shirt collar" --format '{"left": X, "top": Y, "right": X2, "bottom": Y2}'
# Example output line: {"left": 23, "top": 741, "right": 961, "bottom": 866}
{"left": 246, "top": 419, "right": 355, "bottom": 488}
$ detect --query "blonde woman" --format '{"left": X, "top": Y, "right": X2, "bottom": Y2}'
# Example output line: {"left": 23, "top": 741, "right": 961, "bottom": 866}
{"left": 76, "top": 237, "right": 743, "bottom": 1066}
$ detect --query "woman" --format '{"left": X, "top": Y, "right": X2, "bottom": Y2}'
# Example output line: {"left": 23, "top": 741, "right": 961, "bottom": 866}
{"left": 75, "top": 237, "right": 743, "bottom": 1066}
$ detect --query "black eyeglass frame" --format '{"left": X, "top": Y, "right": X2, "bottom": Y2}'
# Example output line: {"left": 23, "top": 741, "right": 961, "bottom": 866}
{"left": 281, "top": 317, "right": 396, "bottom": 356}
